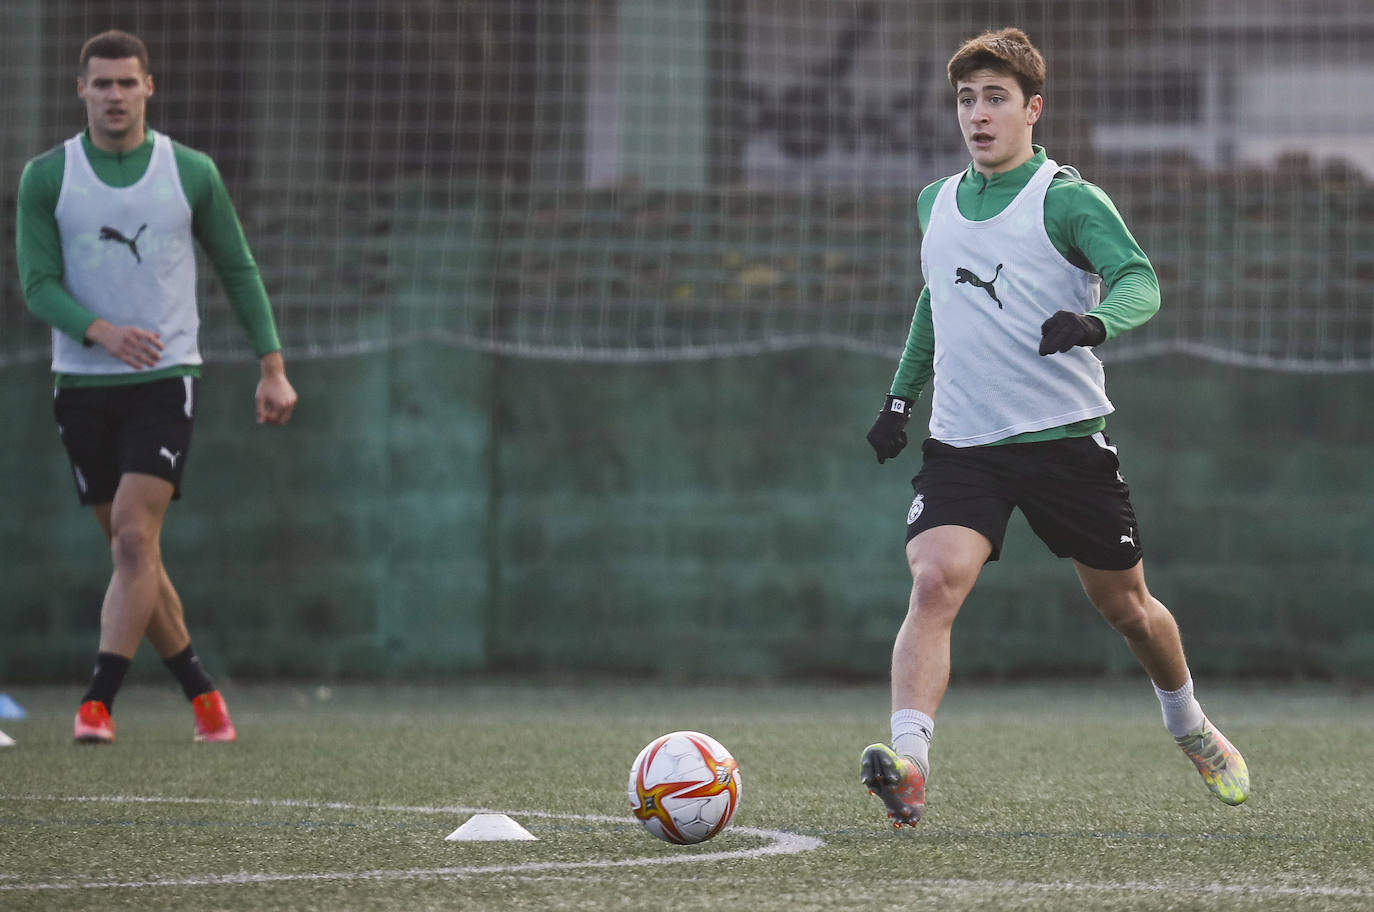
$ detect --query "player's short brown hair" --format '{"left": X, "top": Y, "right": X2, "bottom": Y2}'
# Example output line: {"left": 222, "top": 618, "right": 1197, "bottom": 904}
{"left": 80, "top": 30, "right": 149, "bottom": 75}
{"left": 947, "top": 27, "right": 1044, "bottom": 102}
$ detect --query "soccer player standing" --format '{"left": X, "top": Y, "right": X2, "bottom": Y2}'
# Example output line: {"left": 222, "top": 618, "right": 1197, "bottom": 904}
{"left": 859, "top": 28, "right": 1248, "bottom": 825}
{"left": 16, "top": 30, "right": 298, "bottom": 744}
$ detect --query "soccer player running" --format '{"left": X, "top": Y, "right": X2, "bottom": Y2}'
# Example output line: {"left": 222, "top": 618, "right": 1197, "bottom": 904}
{"left": 859, "top": 28, "right": 1248, "bottom": 826}
{"left": 16, "top": 30, "right": 298, "bottom": 744}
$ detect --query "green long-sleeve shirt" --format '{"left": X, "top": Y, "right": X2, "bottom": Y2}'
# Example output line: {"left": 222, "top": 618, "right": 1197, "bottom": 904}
{"left": 16, "top": 130, "right": 281, "bottom": 387}
{"left": 890, "top": 146, "right": 1159, "bottom": 444}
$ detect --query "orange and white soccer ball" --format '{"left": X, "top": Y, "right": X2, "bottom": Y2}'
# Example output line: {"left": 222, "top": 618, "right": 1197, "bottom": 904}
{"left": 627, "top": 730, "right": 741, "bottom": 844}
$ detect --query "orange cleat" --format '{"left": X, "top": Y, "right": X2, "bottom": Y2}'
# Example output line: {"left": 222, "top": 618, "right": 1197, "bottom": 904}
{"left": 74, "top": 700, "right": 115, "bottom": 744}
{"left": 192, "top": 690, "right": 237, "bottom": 743}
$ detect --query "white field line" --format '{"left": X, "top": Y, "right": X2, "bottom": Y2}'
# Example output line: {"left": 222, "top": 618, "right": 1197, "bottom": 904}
{"left": 893, "top": 878, "right": 1374, "bottom": 901}
{"left": 3, "top": 796, "right": 1370, "bottom": 900}
{"left": 0, "top": 795, "right": 823, "bottom": 892}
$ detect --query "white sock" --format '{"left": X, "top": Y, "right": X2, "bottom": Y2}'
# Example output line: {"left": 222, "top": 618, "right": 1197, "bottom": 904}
{"left": 890, "top": 709, "right": 934, "bottom": 777}
{"left": 1153, "top": 676, "right": 1205, "bottom": 738}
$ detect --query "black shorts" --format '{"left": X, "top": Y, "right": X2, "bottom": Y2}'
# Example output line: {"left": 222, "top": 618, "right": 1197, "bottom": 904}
{"left": 904, "top": 434, "right": 1143, "bottom": 571}
{"left": 53, "top": 376, "right": 198, "bottom": 506}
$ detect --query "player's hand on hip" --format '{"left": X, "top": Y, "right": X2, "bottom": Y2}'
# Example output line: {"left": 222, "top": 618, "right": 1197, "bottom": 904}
{"left": 1038, "top": 311, "right": 1106, "bottom": 355}
{"left": 866, "top": 395, "right": 913, "bottom": 464}
{"left": 85, "top": 318, "right": 163, "bottom": 369}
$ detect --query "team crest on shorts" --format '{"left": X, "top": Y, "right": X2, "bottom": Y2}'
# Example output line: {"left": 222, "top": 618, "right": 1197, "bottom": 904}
{"left": 907, "top": 493, "right": 925, "bottom": 524}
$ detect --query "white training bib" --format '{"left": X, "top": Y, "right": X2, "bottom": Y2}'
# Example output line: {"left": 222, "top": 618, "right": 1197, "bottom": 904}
{"left": 920, "top": 159, "right": 1112, "bottom": 446}
{"left": 52, "top": 130, "right": 200, "bottom": 374}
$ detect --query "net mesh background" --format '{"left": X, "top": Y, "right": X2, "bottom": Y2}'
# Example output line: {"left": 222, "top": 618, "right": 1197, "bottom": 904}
{"left": 2, "top": 0, "right": 1371, "bottom": 369}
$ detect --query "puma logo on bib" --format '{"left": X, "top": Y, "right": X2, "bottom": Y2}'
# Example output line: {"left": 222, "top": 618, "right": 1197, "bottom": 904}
{"left": 954, "top": 264, "right": 1004, "bottom": 309}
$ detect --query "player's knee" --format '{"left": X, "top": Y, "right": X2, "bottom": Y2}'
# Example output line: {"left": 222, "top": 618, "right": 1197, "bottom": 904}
{"left": 1112, "top": 608, "right": 1152, "bottom": 641}
{"left": 908, "top": 564, "right": 967, "bottom": 623}
{"left": 109, "top": 523, "right": 160, "bottom": 572}
{"left": 1100, "top": 594, "right": 1153, "bottom": 641}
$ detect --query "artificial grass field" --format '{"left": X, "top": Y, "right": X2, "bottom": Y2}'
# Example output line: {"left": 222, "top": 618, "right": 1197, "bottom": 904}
{"left": 0, "top": 680, "right": 1370, "bottom": 911}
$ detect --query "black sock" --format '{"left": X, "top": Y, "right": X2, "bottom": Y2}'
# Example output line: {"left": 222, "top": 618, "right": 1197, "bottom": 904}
{"left": 81, "top": 652, "right": 132, "bottom": 710}
{"left": 163, "top": 644, "right": 215, "bottom": 701}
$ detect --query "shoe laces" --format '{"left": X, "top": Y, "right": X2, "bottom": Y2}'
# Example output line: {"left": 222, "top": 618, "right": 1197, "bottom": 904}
{"left": 1178, "top": 727, "right": 1228, "bottom": 768}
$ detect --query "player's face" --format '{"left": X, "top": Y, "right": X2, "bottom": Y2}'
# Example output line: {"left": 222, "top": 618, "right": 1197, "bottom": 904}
{"left": 956, "top": 69, "right": 1041, "bottom": 176}
{"left": 78, "top": 56, "right": 154, "bottom": 152}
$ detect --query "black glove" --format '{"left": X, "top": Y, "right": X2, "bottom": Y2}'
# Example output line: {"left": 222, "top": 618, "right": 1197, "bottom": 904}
{"left": 1038, "top": 311, "right": 1106, "bottom": 355}
{"left": 866, "top": 395, "right": 913, "bottom": 464}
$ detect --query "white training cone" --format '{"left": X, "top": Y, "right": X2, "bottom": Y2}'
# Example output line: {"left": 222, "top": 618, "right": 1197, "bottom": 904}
{"left": 0, "top": 728, "right": 15, "bottom": 747}
{"left": 445, "top": 813, "right": 537, "bottom": 842}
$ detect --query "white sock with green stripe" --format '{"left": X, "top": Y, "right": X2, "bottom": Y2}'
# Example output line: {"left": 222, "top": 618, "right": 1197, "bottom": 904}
{"left": 890, "top": 709, "right": 933, "bottom": 777}
{"left": 1153, "top": 676, "right": 1206, "bottom": 738}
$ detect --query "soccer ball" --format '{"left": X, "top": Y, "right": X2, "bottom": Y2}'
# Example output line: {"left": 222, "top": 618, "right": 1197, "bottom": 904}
{"left": 627, "top": 730, "right": 741, "bottom": 845}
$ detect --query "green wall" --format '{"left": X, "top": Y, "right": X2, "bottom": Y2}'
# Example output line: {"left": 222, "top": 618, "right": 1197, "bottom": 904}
{"left": 3, "top": 349, "right": 1373, "bottom": 684}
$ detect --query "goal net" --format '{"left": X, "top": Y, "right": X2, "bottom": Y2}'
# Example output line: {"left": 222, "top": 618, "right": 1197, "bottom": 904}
{"left": 2, "top": 0, "right": 1372, "bottom": 369}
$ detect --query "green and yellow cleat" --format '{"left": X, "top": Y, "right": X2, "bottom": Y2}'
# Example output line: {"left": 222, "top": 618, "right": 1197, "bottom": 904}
{"left": 860, "top": 743, "right": 926, "bottom": 827}
{"left": 1175, "top": 717, "right": 1249, "bottom": 806}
